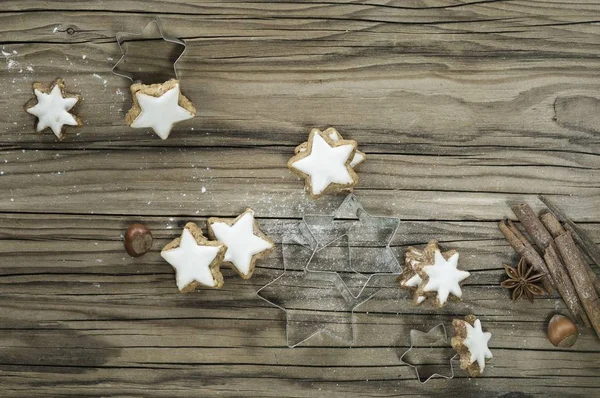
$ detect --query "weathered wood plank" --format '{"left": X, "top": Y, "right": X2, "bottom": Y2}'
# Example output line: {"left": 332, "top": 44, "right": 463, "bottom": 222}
{"left": 0, "top": 367, "right": 598, "bottom": 398}
{"left": 0, "top": 8, "right": 599, "bottom": 151}
{"left": 0, "top": 213, "right": 598, "bottom": 345}
{"left": 2, "top": 279, "right": 599, "bottom": 395}
{"left": 1, "top": 48, "right": 599, "bottom": 152}
{"left": 0, "top": 148, "right": 597, "bottom": 219}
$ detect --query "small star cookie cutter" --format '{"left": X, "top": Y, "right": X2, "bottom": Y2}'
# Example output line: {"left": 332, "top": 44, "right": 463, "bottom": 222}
{"left": 399, "top": 323, "right": 457, "bottom": 384}
{"left": 257, "top": 224, "right": 374, "bottom": 347}
{"left": 303, "top": 194, "right": 402, "bottom": 298}
{"left": 112, "top": 18, "right": 186, "bottom": 83}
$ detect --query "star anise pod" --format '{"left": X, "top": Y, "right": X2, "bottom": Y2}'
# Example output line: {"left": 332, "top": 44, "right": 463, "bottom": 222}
{"left": 501, "top": 257, "right": 547, "bottom": 302}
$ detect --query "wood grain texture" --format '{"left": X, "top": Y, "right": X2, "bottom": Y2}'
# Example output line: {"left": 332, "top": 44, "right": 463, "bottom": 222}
{"left": 0, "top": 1, "right": 599, "bottom": 397}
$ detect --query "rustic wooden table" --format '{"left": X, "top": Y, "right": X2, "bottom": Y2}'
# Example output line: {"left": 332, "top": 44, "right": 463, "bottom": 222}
{"left": 1, "top": 1, "right": 599, "bottom": 397}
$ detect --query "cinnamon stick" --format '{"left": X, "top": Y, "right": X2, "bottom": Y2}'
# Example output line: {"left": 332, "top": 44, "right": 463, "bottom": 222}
{"left": 539, "top": 211, "right": 564, "bottom": 237}
{"left": 540, "top": 211, "right": 600, "bottom": 296}
{"left": 555, "top": 232, "right": 600, "bottom": 339}
{"left": 565, "top": 223, "right": 600, "bottom": 295}
{"left": 507, "top": 220, "right": 534, "bottom": 248}
{"left": 506, "top": 220, "right": 555, "bottom": 291}
{"left": 564, "top": 223, "right": 600, "bottom": 272}
{"left": 498, "top": 220, "right": 554, "bottom": 293}
{"left": 511, "top": 204, "right": 554, "bottom": 250}
{"left": 543, "top": 245, "right": 591, "bottom": 327}
{"left": 539, "top": 195, "right": 600, "bottom": 270}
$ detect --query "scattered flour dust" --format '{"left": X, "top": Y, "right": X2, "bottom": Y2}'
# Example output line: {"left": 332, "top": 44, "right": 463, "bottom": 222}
{"left": 92, "top": 73, "right": 108, "bottom": 88}
{"left": 3, "top": 48, "right": 34, "bottom": 73}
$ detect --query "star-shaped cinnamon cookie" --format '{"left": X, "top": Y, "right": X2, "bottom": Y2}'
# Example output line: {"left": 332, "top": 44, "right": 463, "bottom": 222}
{"left": 398, "top": 241, "right": 437, "bottom": 305}
{"left": 126, "top": 79, "right": 195, "bottom": 139}
{"left": 207, "top": 209, "right": 274, "bottom": 279}
{"left": 161, "top": 222, "right": 226, "bottom": 292}
{"left": 451, "top": 315, "right": 493, "bottom": 377}
{"left": 398, "top": 240, "right": 470, "bottom": 307}
{"left": 295, "top": 128, "right": 366, "bottom": 169}
{"left": 288, "top": 129, "right": 358, "bottom": 199}
{"left": 24, "top": 78, "right": 82, "bottom": 140}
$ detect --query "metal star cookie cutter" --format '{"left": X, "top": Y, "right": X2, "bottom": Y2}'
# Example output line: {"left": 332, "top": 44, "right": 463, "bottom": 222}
{"left": 112, "top": 18, "right": 186, "bottom": 83}
{"left": 257, "top": 224, "right": 374, "bottom": 347}
{"left": 303, "top": 194, "right": 401, "bottom": 298}
{"left": 399, "top": 323, "right": 457, "bottom": 384}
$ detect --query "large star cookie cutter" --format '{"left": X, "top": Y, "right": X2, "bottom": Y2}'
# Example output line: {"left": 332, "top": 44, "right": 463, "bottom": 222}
{"left": 257, "top": 225, "right": 373, "bottom": 347}
{"left": 112, "top": 18, "right": 186, "bottom": 83}
{"left": 303, "top": 194, "right": 401, "bottom": 298}
{"left": 399, "top": 323, "right": 457, "bottom": 384}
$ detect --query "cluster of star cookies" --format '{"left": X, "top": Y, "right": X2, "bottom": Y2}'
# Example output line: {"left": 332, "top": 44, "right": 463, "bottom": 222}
{"left": 161, "top": 209, "right": 274, "bottom": 293}
{"left": 287, "top": 128, "right": 366, "bottom": 199}
{"left": 398, "top": 240, "right": 471, "bottom": 307}
{"left": 25, "top": 78, "right": 194, "bottom": 141}
{"left": 451, "top": 315, "right": 493, "bottom": 377}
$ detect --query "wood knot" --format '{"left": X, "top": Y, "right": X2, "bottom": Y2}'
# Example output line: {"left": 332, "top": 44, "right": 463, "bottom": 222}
{"left": 553, "top": 95, "right": 600, "bottom": 134}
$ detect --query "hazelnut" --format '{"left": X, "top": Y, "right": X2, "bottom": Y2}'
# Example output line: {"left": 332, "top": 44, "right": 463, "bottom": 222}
{"left": 547, "top": 314, "right": 578, "bottom": 347}
{"left": 124, "top": 224, "right": 153, "bottom": 257}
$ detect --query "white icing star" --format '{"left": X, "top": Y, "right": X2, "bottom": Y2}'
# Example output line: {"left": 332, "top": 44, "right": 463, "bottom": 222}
{"left": 210, "top": 211, "right": 273, "bottom": 277}
{"left": 350, "top": 151, "right": 366, "bottom": 168}
{"left": 404, "top": 273, "right": 422, "bottom": 288}
{"left": 463, "top": 319, "right": 493, "bottom": 372}
{"left": 131, "top": 83, "right": 193, "bottom": 139}
{"left": 161, "top": 228, "right": 221, "bottom": 290}
{"left": 422, "top": 250, "right": 470, "bottom": 305}
{"left": 26, "top": 84, "right": 79, "bottom": 139}
{"left": 327, "top": 129, "right": 365, "bottom": 168}
{"left": 290, "top": 133, "right": 356, "bottom": 196}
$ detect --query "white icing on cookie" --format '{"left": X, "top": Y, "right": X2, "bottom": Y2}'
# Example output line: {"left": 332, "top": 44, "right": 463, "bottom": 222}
{"left": 422, "top": 250, "right": 470, "bottom": 305}
{"left": 161, "top": 228, "right": 222, "bottom": 290}
{"left": 296, "top": 130, "right": 365, "bottom": 168}
{"left": 404, "top": 273, "right": 422, "bottom": 288}
{"left": 327, "top": 130, "right": 364, "bottom": 167}
{"left": 210, "top": 210, "right": 273, "bottom": 277}
{"left": 26, "top": 84, "right": 79, "bottom": 139}
{"left": 350, "top": 151, "right": 366, "bottom": 168}
{"left": 131, "top": 83, "right": 193, "bottom": 139}
{"left": 290, "top": 133, "right": 355, "bottom": 195}
{"left": 463, "top": 319, "right": 493, "bottom": 372}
